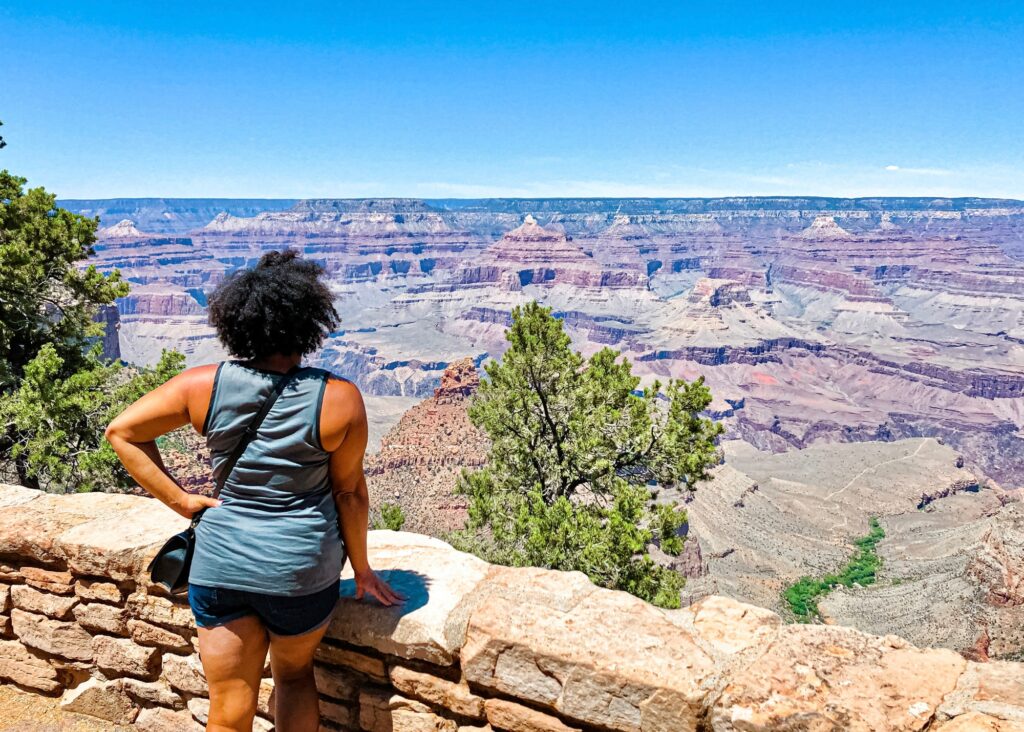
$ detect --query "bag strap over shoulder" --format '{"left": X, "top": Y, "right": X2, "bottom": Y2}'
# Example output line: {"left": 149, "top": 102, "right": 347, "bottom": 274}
{"left": 190, "top": 364, "right": 305, "bottom": 528}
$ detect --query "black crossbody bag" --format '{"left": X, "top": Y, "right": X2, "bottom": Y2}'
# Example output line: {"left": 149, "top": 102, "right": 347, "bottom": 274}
{"left": 147, "top": 365, "right": 304, "bottom": 594}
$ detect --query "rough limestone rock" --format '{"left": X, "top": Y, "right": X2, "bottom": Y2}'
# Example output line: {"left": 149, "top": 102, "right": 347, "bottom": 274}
{"left": 92, "top": 635, "right": 160, "bottom": 679}
{"left": 126, "top": 591, "right": 194, "bottom": 631}
{"left": 0, "top": 491, "right": 137, "bottom": 564}
{"left": 462, "top": 566, "right": 717, "bottom": 732}
{"left": 135, "top": 706, "right": 203, "bottom": 732}
{"left": 484, "top": 698, "right": 582, "bottom": 732}
{"left": 0, "top": 485, "right": 1022, "bottom": 732}
{"left": 187, "top": 696, "right": 210, "bottom": 724}
{"left": 21, "top": 567, "right": 75, "bottom": 595}
{"left": 359, "top": 688, "right": 459, "bottom": 732}
{"left": 315, "top": 643, "right": 388, "bottom": 681}
{"left": 711, "top": 625, "right": 966, "bottom": 731}
{"left": 390, "top": 664, "right": 486, "bottom": 719}
{"left": 0, "top": 639, "right": 62, "bottom": 692}
{"left": 162, "top": 652, "right": 208, "bottom": 696}
{"left": 128, "top": 618, "right": 192, "bottom": 653}
{"left": 257, "top": 676, "right": 275, "bottom": 718}
{"left": 688, "top": 595, "right": 781, "bottom": 657}
{"left": 60, "top": 677, "right": 139, "bottom": 724}
{"left": 74, "top": 602, "right": 129, "bottom": 635}
{"left": 314, "top": 662, "right": 361, "bottom": 701}
{"left": 118, "top": 677, "right": 185, "bottom": 709}
{"left": 0, "top": 483, "right": 43, "bottom": 509}
{"left": 326, "top": 531, "right": 490, "bottom": 665}
{"left": 321, "top": 698, "right": 356, "bottom": 727}
{"left": 937, "top": 660, "right": 1024, "bottom": 727}
{"left": 57, "top": 496, "right": 188, "bottom": 581}
{"left": 75, "top": 579, "right": 124, "bottom": 604}
{"left": 11, "top": 584, "right": 78, "bottom": 619}
{"left": 936, "top": 712, "right": 1024, "bottom": 731}
{"left": 10, "top": 608, "right": 93, "bottom": 662}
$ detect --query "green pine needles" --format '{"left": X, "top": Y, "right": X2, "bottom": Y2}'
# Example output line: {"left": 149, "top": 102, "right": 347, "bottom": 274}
{"left": 451, "top": 301, "right": 723, "bottom": 608}
{"left": 0, "top": 137, "right": 185, "bottom": 492}
{"left": 783, "top": 517, "right": 886, "bottom": 621}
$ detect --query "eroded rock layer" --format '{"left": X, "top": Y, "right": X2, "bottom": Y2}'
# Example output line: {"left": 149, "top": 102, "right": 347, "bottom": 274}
{"left": 66, "top": 197, "right": 1024, "bottom": 488}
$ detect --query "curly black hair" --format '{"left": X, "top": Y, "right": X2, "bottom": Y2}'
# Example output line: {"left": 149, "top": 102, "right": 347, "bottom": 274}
{"left": 207, "top": 249, "right": 340, "bottom": 359}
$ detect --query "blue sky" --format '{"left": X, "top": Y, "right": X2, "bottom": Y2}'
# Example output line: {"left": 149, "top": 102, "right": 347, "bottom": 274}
{"left": 2, "top": 2, "right": 1022, "bottom": 199}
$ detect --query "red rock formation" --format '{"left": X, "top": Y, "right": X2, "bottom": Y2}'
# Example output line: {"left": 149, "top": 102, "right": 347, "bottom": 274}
{"left": 971, "top": 504, "right": 1024, "bottom": 608}
{"left": 365, "top": 358, "right": 489, "bottom": 535}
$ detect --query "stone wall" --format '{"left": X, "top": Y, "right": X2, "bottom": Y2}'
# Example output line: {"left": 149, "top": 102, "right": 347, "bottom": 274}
{"left": 0, "top": 484, "right": 1022, "bottom": 732}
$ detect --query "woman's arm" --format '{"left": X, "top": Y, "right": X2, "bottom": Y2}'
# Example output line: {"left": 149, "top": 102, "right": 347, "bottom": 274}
{"left": 322, "top": 376, "right": 404, "bottom": 606}
{"left": 104, "top": 365, "right": 221, "bottom": 519}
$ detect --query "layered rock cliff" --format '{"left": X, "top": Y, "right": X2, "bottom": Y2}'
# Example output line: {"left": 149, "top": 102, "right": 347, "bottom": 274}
{"left": 1, "top": 484, "right": 1023, "bottom": 731}
{"left": 70, "top": 197, "right": 1024, "bottom": 488}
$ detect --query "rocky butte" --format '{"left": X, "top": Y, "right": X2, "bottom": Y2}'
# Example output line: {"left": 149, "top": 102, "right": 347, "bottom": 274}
{"left": 1, "top": 483, "right": 1023, "bottom": 732}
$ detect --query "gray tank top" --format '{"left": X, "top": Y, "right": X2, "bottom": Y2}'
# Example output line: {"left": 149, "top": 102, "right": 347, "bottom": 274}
{"left": 190, "top": 361, "right": 345, "bottom": 595}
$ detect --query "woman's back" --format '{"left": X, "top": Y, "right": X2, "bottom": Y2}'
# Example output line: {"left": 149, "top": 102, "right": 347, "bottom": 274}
{"left": 190, "top": 361, "right": 345, "bottom": 596}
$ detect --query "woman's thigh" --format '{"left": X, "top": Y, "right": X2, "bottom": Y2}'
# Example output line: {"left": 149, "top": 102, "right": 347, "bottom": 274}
{"left": 268, "top": 621, "right": 331, "bottom": 681}
{"left": 197, "top": 615, "right": 270, "bottom": 730}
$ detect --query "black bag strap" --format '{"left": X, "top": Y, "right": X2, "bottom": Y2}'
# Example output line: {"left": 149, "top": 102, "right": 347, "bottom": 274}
{"left": 192, "top": 364, "right": 304, "bottom": 526}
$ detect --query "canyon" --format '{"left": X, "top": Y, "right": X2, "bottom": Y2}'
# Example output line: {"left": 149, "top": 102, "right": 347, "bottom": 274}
{"left": 59, "top": 196, "right": 1024, "bottom": 660}
{"left": 66, "top": 196, "right": 1024, "bottom": 489}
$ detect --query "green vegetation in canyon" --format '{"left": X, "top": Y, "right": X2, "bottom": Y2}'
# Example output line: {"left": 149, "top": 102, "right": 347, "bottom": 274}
{"left": 451, "top": 301, "right": 723, "bottom": 608}
{"left": 371, "top": 502, "right": 407, "bottom": 531}
{"left": 783, "top": 517, "right": 886, "bottom": 621}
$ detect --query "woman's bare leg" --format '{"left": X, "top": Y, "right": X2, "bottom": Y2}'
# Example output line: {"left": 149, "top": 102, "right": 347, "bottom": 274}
{"left": 269, "top": 621, "right": 332, "bottom": 732}
{"left": 197, "top": 615, "right": 269, "bottom": 732}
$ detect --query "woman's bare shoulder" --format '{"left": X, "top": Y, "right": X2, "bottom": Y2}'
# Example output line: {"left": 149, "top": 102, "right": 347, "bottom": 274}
{"left": 319, "top": 373, "right": 367, "bottom": 452}
{"left": 167, "top": 362, "right": 219, "bottom": 398}
{"left": 322, "top": 373, "right": 365, "bottom": 420}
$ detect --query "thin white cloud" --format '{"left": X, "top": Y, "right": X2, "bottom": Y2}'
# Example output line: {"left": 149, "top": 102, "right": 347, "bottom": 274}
{"left": 884, "top": 165, "right": 952, "bottom": 176}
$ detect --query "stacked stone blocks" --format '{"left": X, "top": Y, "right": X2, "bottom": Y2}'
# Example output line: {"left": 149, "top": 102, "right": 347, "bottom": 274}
{"left": 0, "top": 484, "right": 1023, "bottom": 732}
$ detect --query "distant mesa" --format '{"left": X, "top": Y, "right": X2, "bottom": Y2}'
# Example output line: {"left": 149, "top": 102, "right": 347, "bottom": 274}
{"left": 600, "top": 214, "right": 654, "bottom": 243}
{"left": 99, "top": 219, "right": 146, "bottom": 239}
{"left": 501, "top": 213, "right": 565, "bottom": 243}
{"left": 203, "top": 211, "right": 242, "bottom": 231}
{"left": 878, "top": 212, "right": 902, "bottom": 232}
{"left": 489, "top": 214, "right": 591, "bottom": 265}
{"left": 797, "top": 215, "right": 853, "bottom": 240}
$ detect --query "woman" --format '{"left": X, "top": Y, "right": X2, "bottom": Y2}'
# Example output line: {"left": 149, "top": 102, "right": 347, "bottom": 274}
{"left": 105, "top": 250, "right": 403, "bottom": 732}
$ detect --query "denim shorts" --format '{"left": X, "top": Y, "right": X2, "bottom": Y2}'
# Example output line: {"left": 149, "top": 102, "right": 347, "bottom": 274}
{"left": 188, "top": 580, "right": 340, "bottom": 637}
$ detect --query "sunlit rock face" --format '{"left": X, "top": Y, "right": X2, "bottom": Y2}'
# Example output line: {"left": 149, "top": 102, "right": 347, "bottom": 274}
{"left": 70, "top": 196, "right": 1024, "bottom": 488}
{"left": 365, "top": 358, "right": 489, "bottom": 535}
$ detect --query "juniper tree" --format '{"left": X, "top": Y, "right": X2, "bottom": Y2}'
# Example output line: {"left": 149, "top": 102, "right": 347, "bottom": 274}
{"left": 452, "top": 301, "right": 722, "bottom": 608}
{"left": 1, "top": 346, "right": 186, "bottom": 492}
{"left": 0, "top": 128, "right": 183, "bottom": 491}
